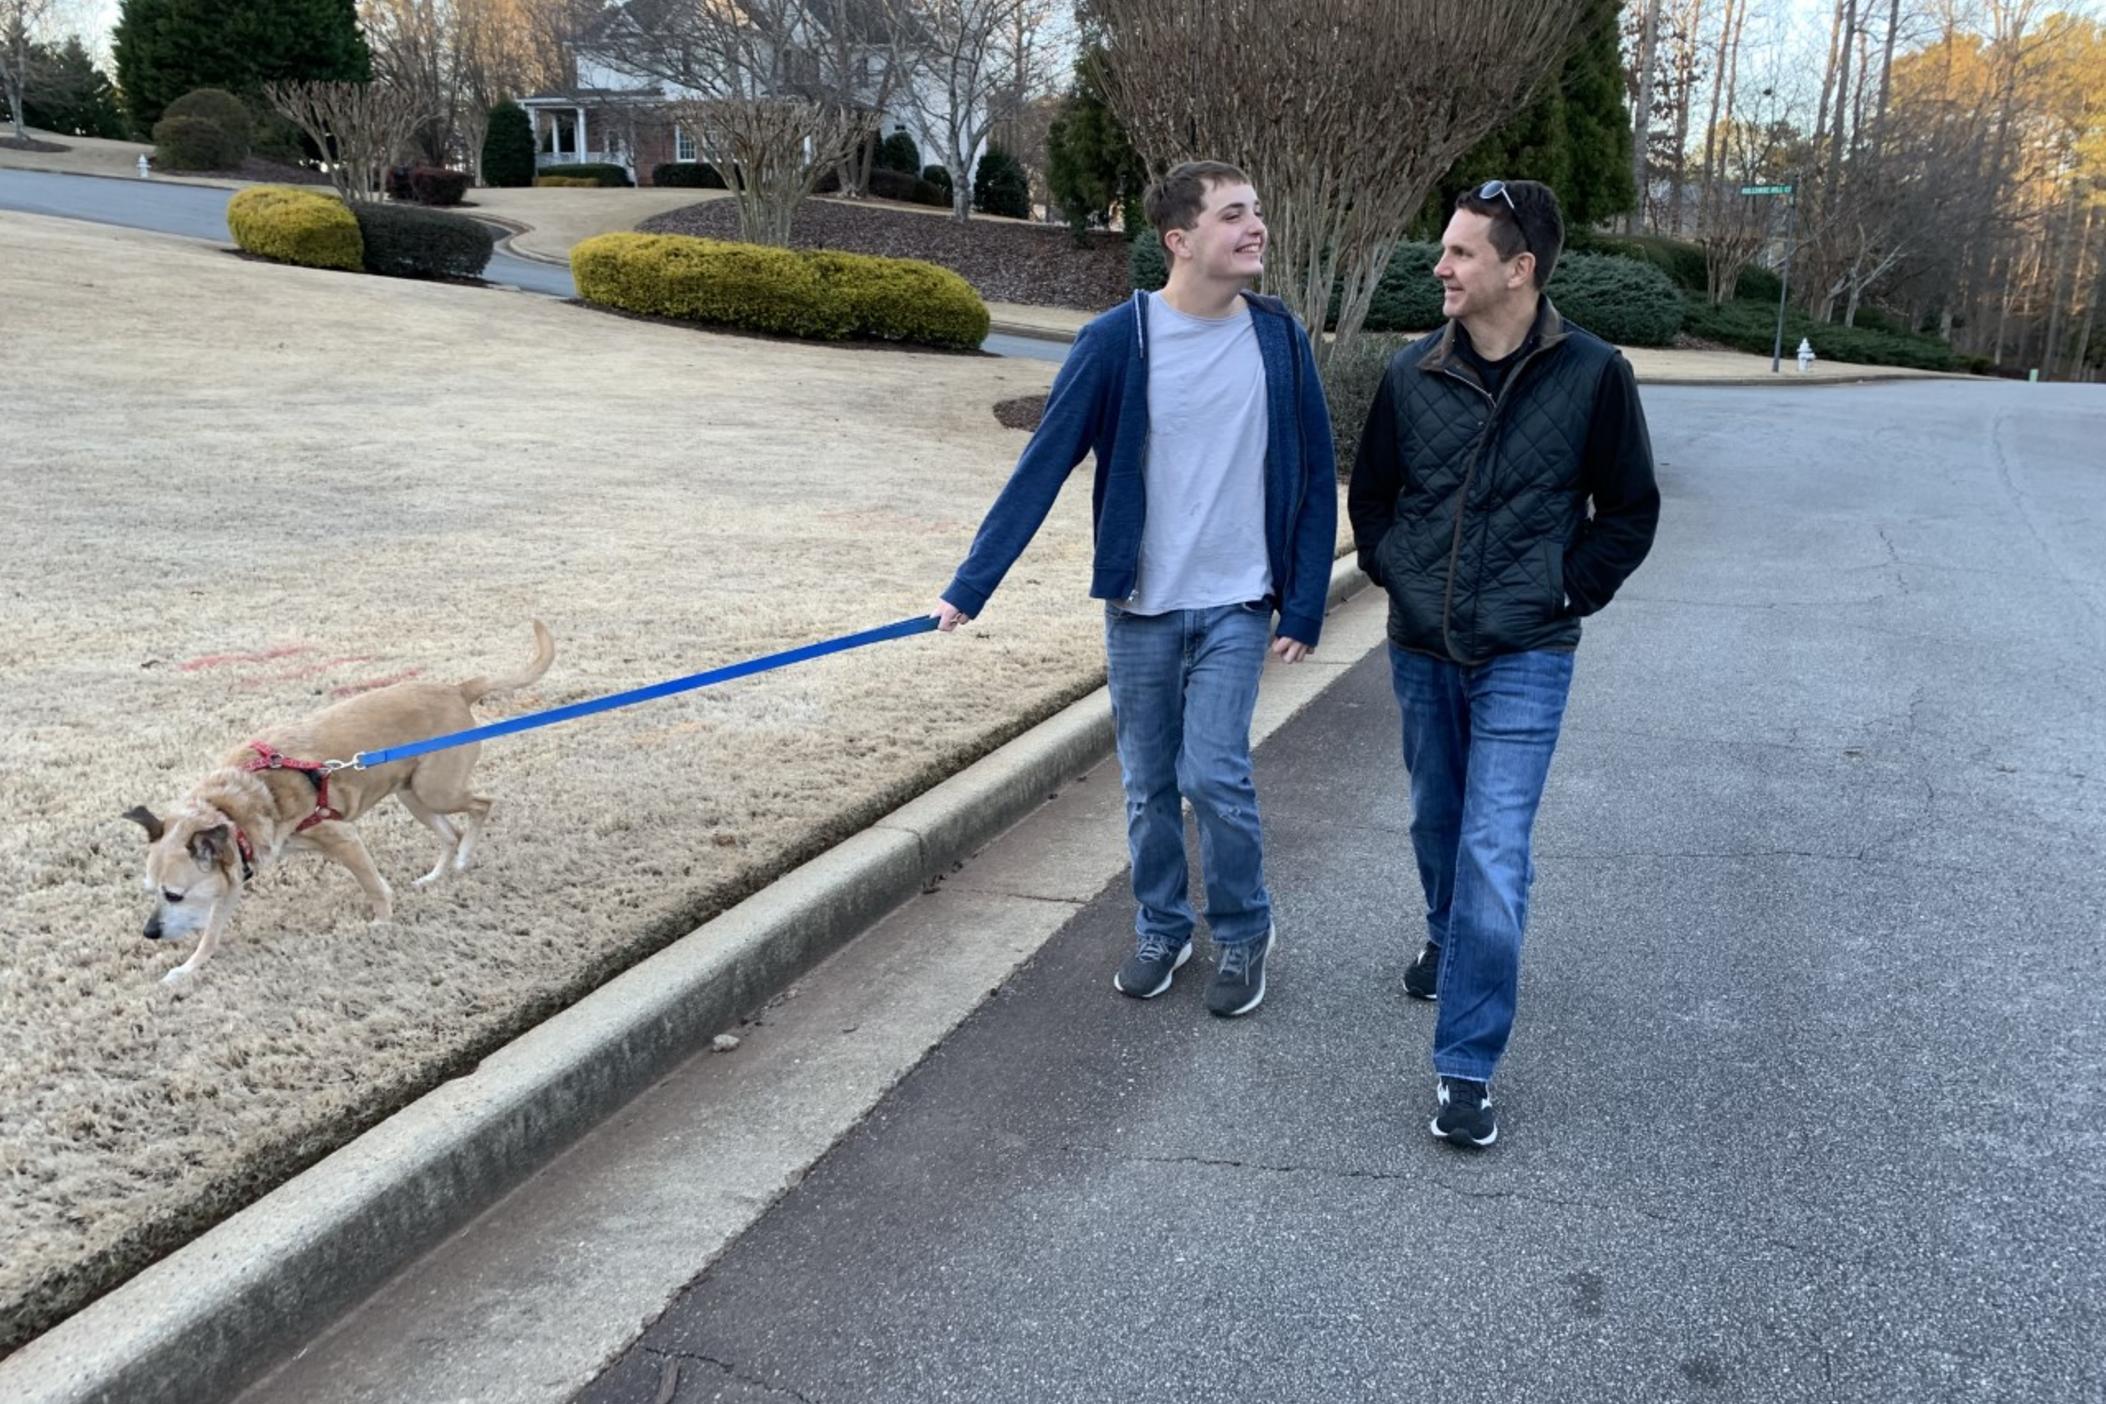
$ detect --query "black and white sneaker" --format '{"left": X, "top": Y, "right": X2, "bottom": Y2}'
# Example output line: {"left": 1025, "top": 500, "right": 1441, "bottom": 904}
{"left": 1404, "top": 941, "right": 1441, "bottom": 1001}
{"left": 1430, "top": 1077, "right": 1497, "bottom": 1148}
{"left": 1205, "top": 926, "right": 1275, "bottom": 1018}
{"left": 1114, "top": 934, "right": 1192, "bottom": 999}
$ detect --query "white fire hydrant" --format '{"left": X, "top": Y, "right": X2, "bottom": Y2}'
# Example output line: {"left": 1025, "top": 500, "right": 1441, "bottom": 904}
{"left": 137, "top": 153, "right": 151, "bottom": 179}
{"left": 1796, "top": 337, "right": 1816, "bottom": 374}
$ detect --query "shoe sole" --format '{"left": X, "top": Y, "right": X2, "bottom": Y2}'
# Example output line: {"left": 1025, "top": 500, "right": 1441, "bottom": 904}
{"left": 1206, "top": 929, "right": 1275, "bottom": 1018}
{"left": 1404, "top": 986, "right": 1438, "bottom": 1002}
{"left": 1112, "top": 941, "right": 1192, "bottom": 999}
{"left": 1428, "top": 1117, "right": 1497, "bottom": 1148}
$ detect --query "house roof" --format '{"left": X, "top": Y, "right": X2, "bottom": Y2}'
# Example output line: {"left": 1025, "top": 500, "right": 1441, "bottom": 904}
{"left": 520, "top": 87, "right": 666, "bottom": 105}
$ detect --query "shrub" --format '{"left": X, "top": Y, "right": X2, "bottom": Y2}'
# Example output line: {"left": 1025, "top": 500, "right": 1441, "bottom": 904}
{"left": 152, "top": 114, "right": 241, "bottom": 172}
{"left": 922, "top": 164, "right": 953, "bottom": 199}
{"left": 253, "top": 112, "right": 309, "bottom": 165}
{"left": 1679, "top": 295, "right": 1958, "bottom": 371}
{"left": 1129, "top": 227, "right": 1166, "bottom": 291}
{"left": 808, "top": 250, "right": 990, "bottom": 349}
{"left": 1546, "top": 252, "right": 1683, "bottom": 347}
{"left": 877, "top": 130, "right": 921, "bottom": 174}
{"left": 534, "top": 175, "right": 598, "bottom": 188}
{"left": 350, "top": 202, "right": 494, "bottom": 280}
{"left": 482, "top": 100, "right": 536, "bottom": 187}
{"left": 537, "top": 161, "right": 630, "bottom": 187}
{"left": 226, "top": 185, "right": 362, "bottom": 272}
{"left": 1359, "top": 242, "right": 1444, "bottom": 332}
{"left": 410, "top": 166, "right": 470, "bottom": 207}
{"left": 161, "top": 88, "right": 251, "bottom": 159}
{"left": 572, "top": 232, "right": 989, "bottom": 350}
{"left": 973, "top": 145, "right": 1031, "bottom": 219}
{"left": 384, "top": 164, "right": 416, "bottom": 200}
{"left": 652, "top": 160, "right": 728, "bottom": 189}
{"left": 869, "top": 166, "right": 947, "bottom": 207}
{"left": 1588, "top": 233, "right": 1708, "bottom": 292}
{"left": 1320, "top": 333, "right": 1412, "bottom": 480}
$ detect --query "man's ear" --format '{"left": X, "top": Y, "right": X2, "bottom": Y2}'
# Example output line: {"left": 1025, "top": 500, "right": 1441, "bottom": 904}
{"left": 1162, "top": 226, "right": 1191, "bottom": 263}
{"left": 1510, "top": 251, "right": 1536, "bottom": 290}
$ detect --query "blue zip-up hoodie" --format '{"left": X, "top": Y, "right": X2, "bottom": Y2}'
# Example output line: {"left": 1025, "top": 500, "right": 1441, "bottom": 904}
{"left": 942, "top": 289, "right": 1339, "bottom": 646}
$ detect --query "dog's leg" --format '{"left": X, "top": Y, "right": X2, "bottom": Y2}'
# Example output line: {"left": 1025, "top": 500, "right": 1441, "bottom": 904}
{"left": 398, "top": 791, "right": 461, "bottom": 886}
{"left": 409, "top": 757, "right": 494, "bottom": 874}
{"left": 163, "top": 893, "right": 239, "bottom": 985}
{"left": 304, "top": 821, "right": 394, "bottom": 920}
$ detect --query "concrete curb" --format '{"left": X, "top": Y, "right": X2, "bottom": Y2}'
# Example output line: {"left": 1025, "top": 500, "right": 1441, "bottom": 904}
{"left": 473, "top": 214, "right": 573, "bottom": 269}
{"left": 987, "top": 320, "right": 1079, "bottom": 345}
{"left": 0, "top": 559, "right": 1368, "bottom": 1404}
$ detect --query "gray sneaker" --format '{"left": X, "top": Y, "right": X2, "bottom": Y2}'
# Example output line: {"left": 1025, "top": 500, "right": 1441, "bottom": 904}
{"left": 1114, "top": 934, "right": 1192, "bottom": 999}
{"left": 1205, "top": 926, "right": 1275, "bottom": 1018}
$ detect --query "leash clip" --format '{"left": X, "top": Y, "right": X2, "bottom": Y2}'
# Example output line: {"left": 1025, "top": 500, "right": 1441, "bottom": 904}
{"left": 322, "top": 757, "right": 363, "bottom": 774}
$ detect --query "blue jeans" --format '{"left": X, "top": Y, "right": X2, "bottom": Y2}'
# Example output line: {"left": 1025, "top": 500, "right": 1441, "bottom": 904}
{"left": 1104, "top": 602, "right": 1274, "bottom": 949}
{"left": 1388, "top": 645, "right": 1574, "bottom": 1082}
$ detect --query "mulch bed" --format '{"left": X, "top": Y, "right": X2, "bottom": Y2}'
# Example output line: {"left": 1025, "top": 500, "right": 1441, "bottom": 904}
{"left": 0, "top": 136, "right": 69, "bottom": 153}
{"left": 994, "top": 394, "right": 1046, "bottom": 431}
{"left": 639, "top": 198, "right": 1131, "bottom": 310}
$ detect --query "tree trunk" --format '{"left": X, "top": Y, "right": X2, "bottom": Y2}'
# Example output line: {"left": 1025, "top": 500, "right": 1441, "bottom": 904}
{"left": 1819, "top": 0, "right": 1856, "bottom": 218}
{"left": 2069, "top": 224, "right": 2103, "bottom": 381}
{"left": 1870, "top": 0, "right": 1900, "bottom": 166}
{"left": 2041, "top": 192, "right": 2085, "bottom": 379}
{"left": 1697, "top": 0, "right": 1738, "bottom": 234}
{"left": 1667, "top": 0, "right": 1704, "bottom": 235}
{"left": 1628, "top": 0, "right": 1663, "bottom": 234}
{"left": 1810, "top": 0, "right": 1845, "bottom": 164}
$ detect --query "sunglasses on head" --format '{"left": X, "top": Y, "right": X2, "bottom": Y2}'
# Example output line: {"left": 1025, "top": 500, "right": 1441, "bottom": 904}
{"left": 1470, "top": 179, "right": 1518, "bottom": 212}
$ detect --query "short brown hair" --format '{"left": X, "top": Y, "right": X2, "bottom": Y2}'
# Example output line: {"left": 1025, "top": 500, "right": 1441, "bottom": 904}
{"left": 1454, "top": 178, "right": 1565, "bottom": 288}
{"left": 1144, "top": 160, "right": 1250, "bottom": 245}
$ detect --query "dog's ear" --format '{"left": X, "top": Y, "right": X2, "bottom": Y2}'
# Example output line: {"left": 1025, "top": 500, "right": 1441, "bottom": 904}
{"left": 189, "top": 824, "right": 231, "bottom": 866}
{"left": 122, "top": 806, "right": 166, "bottom": 844}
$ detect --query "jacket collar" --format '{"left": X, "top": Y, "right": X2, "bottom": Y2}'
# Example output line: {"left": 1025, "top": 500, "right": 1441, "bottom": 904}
{"left": 1421, "top": 295, "right": 1568, "bottom": 377}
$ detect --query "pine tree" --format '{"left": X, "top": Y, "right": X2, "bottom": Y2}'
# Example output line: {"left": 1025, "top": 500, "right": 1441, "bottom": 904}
{"left": 113, "top": 0, "right": 371, "bottom": 131}
{"left": 1046, "top": 46, "right": 1147, "bottom": 237}
{"left": 24, "top": 37, "right": 129, "bottom": 139}
{"left": 481, "top": 99, "right": 535, "bottom": 188}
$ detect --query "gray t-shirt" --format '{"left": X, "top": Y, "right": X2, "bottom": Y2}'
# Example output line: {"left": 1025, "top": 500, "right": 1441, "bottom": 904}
{"left": 1126, "top": 292, "right": 1273, "bottom": 615}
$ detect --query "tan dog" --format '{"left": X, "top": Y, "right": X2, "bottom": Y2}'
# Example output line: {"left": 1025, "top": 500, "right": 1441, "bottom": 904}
{"left": 125, "top": 622, "right": 555, "bottom": 984}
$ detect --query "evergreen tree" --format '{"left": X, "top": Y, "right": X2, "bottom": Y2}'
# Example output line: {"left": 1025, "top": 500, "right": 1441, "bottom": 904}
{"left": 24, "top": 37, "right": 130, "bottom": 139}
{"left": 481, "top": 99, "right": 535, "bottom": 188}
{"left": 113, "top": 0, "right": 371, "bottom": 131}
{"left": 1046, "top": 46, "right": 1147, "bottom": 237}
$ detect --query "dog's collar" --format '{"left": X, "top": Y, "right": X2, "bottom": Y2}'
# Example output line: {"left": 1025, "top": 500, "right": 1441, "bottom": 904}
{"left": 242, "top": 741, "right": 345, "bottom": 835}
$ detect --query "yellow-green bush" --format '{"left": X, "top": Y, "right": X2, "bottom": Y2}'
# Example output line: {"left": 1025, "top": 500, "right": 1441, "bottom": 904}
{"left": 571, "top": 232, "right": 988, "bottom": 351}
{"left": 226, "top": 186, "right": 362, "bottom": 273}
{"left": 534, "top": 176, "right": 598, "bottom": 188}
{"left": 808, "top": 251, "right": 990, "bottom": 350}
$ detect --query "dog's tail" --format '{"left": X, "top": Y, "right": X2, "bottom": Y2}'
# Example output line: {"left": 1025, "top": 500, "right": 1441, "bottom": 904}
{"left": 458, "top": 620, "right": 555, "bottom": 707}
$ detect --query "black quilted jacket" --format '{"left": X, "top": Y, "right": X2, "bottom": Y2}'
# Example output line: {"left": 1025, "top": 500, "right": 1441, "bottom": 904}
{"left": 1348, "top": 300, "right": 1659, "bottom": 664}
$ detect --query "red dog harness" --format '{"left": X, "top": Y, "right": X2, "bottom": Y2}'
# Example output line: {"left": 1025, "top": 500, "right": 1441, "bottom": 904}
{"left": 235, "top": 742, "right": 346, "bottom": 874}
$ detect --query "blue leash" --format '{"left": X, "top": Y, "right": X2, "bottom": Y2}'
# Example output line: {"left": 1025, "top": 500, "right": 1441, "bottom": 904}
{"left": 337, "top": 614, "right": 940, "bottom": 771}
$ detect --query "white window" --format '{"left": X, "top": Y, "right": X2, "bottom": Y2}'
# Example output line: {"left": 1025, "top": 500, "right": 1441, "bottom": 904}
{"left": 675, "top": 127, "right": 696, "bottom": 163}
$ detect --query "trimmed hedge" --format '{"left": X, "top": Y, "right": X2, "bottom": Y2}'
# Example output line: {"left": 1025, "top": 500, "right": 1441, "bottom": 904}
{"left": 534, "top": 175, "right": 599, "bottom": 188}
{"left": 922, "top": 164, "right": 953, "bottom": 199}
{"left": 973, "top": 146, "right": 1031, "bottom": 219}
{"left": 571, "top": 232, "right": 990, "bottom": 350}
{"left": 1546, "top": 252, "right": 1683, "bottom": 346}
{"left": 869, "top": 166, "right": 947, "bottom": 208}
{"left": 162, "top": 88, "right": 251, "bottom": 160}
{"left": 226, "top": 185, "right": 362, "bottom": 272}
{"left": 652, "top": 160, "right": 729, "bottom": 189}
{"left": 351, "top": 202, "right": 494, "bottom": 280}
{"left": 153, "top": 115, "right": 242, "bottom": 172}
{"left": 1318, "top": 333, "right": 1409, "bottom": 481}
{"left": 877, "top": 130, "right": 921, "bottom": 174}
{"left": 1681, "top": 295, "right": 1958, "bottom": 371}
{"left": 410, "top": 166, "right": 470, "bottom": 207}
{"left": 1360, "top": 243, "right": 1444, "bottom": 331}
{"left": 537, "top": 161, "right": 631, "bottom": 187}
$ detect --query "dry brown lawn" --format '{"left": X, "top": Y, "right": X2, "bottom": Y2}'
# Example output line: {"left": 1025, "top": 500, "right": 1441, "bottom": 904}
{"left": 0, "top": 212, "right": 1094, "bottom": 1353}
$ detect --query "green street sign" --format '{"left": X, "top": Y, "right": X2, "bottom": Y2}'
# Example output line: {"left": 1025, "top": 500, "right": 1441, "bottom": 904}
{"left": 1740, "top": 183, "right": 1795, "bottom": 196}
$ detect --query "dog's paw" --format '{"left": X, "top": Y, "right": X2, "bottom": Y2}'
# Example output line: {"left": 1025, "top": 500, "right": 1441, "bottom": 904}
{"left": 160, "top": 966, "right": 194, "bottom": 987}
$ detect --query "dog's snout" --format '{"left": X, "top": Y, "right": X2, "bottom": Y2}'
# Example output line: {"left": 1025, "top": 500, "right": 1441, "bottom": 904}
{"left": 143, "top": 914, "right": 163, "bottom": 941}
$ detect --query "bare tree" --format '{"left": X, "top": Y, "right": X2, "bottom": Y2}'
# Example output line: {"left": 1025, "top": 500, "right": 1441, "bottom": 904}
{"left": 266, "top": 80, "right": 432, "bottom": 201}
{"left": 1090, "top": 0, "right": 1578, "bottom": 367}
{"left": 808, "top": 0, "right": 916, "bottom": 197}
{"left": 902, "top": 0, "right": 1036, "bottom": 222}
{"left": 1627, "top": 0, "right": 1664, "bottom": 233}
{"left": 0, "top": 0, "right": 56, "bottom": 143}
{"left": 661, "top": 94, "right": 862, "bottom": 244}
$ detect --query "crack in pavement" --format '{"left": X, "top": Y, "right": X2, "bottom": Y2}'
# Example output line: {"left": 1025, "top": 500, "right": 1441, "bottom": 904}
{"left": 643, "top": 1345, "right": 817, "bottom": 1404}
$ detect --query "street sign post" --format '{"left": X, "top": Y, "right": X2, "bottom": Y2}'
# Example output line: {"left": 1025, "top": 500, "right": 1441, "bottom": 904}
{"left": 1741, "top": 182, "right": 1799, "bottom": 373}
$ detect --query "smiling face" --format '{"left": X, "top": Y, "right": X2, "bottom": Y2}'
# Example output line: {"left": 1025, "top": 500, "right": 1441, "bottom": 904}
{"left": 1163, "top": 179, "right": 1266, "bottom": 283}
{"left": 128, "top": 806, "right": 237, "bottom": 942}
{"left": 1435, "top": 207, "right": 1534, "bottom": 323}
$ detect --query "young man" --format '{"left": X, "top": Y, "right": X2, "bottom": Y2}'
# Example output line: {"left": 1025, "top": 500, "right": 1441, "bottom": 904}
{"left": 1349, "top": 179, "right": 1659, "bottom": 1147}
{"left": 933, "top": 160, "right": 1336, "bottom": 1018}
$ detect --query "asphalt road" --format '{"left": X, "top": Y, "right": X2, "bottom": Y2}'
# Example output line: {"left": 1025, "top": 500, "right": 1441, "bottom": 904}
{"left": 578, "top": 380, "right": 2106, "bottom": 1404}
